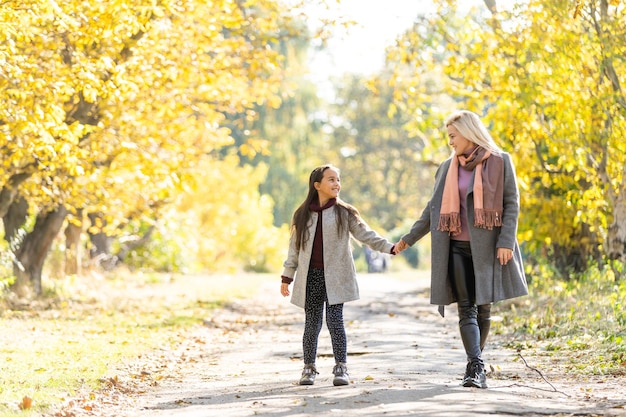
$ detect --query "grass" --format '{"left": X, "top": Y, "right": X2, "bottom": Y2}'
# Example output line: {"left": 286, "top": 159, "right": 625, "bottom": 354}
{"left": 493, "top": 263, "right": 626, "bottom": 376}
{"left": 0, "top": 271, "right": 268, "bottom": 416}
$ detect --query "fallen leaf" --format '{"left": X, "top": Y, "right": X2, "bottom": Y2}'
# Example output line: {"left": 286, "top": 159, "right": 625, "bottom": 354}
{"left": 19, "top": 396, "right": 32, "bottom": 410}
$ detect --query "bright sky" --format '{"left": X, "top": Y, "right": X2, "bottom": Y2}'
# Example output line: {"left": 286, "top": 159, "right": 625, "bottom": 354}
{"left": 309, "top": 0, "right": 430, "bottom": 77}
{"left": 305, "top": 0, "right": 434, "bottom": 100}
{"left": 306, "top": 0, "right": 485, "bottom": 98}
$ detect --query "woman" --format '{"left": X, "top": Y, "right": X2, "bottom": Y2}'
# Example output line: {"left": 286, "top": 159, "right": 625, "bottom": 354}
{"left": 395, "top": 110, "right": 528, "bottom": 388}
{"left": 281, "top": 164, "right": 396, "bottom": 386}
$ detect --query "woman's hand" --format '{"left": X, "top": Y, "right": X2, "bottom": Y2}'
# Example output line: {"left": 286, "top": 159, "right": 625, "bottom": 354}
{"left": 394, "top": 239, "right": 409, "bottom": 253}
{"left": 497, "top": 247, "right": 513, "bottom": 265}
{"left": 280, "top": 282, "right": 290, "bottom": 297}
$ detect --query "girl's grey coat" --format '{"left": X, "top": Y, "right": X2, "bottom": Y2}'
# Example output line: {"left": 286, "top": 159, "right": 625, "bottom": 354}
{"left": 282, "top": 206, "right": 394, "bottom": 309}
{"left": 402, "top": 152, "right": 528, "bottom": 311}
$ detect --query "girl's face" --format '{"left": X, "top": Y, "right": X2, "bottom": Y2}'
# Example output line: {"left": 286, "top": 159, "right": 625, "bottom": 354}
{"left": 315, "top": 168, "right": 341, "bottom": 204}
{"left": 447, "top": 124, "right": 475, "bottom": 156}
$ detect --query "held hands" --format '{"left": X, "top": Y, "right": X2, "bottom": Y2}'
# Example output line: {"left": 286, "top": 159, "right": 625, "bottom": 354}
{"left": 280, "top": 282, "right": 290, "bottom": 297}
{"left": 497, "top": 247, "right": 513, "bottom": 265}
{"left": 394, "top": 239, "right": 409, "bottom": 254}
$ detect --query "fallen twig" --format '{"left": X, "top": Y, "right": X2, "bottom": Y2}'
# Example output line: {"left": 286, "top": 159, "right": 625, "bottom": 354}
{"left": 493, "top": 353, "right": 570, "bottom": 397}
{"left": 517, "top": 353, "right": 564, "bottom": 393}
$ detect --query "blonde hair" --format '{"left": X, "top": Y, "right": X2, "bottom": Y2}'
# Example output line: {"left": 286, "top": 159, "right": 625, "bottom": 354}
{"left": 445, "top": 110, "right": 502, "bottom": 155}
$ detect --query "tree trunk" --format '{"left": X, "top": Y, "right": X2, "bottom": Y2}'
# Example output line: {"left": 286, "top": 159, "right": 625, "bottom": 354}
{"left": 87, "top": 212, "right": 117, "bottom": 270}
{"left": 88, "top": 212, "right": 111, "bottom": 256}
{"left": 607, "top": 171, "right": 626, "bottom": 264}
{"left": 0, "top": 173, "right": 32, "bottom": 219}
{"left": 115, "top": 225, "right": 155, "bottom": 263}
{"left": 483, "top": 0, "right": 496, "bottom": 14}
{"left": 2, "top": 196, "right": 28, "bottom": 244}
{"left": 12, "top": 206, "right": 68, "bottom": 297}
{"left": 64, "top": 211, "right": 83, "bottom": 276}
{"left": 596, "top": 0, "right": 626, "bottom": 266}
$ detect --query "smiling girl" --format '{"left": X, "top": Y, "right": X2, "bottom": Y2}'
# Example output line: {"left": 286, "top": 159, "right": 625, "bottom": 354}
{"left": 280, "top": 164, "right": 397, "bottom": 386}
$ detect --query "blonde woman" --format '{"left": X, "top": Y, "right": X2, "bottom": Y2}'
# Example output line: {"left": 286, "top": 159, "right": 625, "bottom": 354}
{"left": 395, "top": 110, "right": 528, "bottom": 388}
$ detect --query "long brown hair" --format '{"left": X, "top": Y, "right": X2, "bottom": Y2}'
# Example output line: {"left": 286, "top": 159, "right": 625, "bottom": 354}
{"left": 291, "top": 164, "right": 361, "bottom": 251}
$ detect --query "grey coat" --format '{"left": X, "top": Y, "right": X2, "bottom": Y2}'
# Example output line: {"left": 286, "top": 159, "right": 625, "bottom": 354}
{"left": 282, "top": 206, "right": 394, "bottom": 308}
{"left": 401, "top": 152, "right": 528, "bottom": 310}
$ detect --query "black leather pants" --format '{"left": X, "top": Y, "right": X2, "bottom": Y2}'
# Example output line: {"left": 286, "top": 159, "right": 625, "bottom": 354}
{"left": 449, "top": 240, "right": 491, "bottom": 364}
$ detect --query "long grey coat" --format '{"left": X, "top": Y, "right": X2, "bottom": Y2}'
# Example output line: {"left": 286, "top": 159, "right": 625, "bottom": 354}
{"left": 282, "top": 206, "right": 394, "bottom": 308}
{"left": 401, "top": 152, "right": 528, "bottom": 310}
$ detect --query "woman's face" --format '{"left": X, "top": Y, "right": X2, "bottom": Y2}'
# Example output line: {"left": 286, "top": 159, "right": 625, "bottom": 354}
{"left": 315, "top": 168, "right": 341, "bottom": 204}
{"left": 447, "top": 124, "right": 475, "bottom": 156}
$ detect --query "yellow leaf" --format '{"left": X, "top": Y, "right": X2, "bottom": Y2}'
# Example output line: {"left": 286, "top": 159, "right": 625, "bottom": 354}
{"left": 18, "top": 396, "right": 32, "bottom": 410}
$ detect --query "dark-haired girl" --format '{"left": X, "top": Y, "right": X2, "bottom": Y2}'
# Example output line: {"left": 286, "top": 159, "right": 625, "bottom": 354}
{"left": 281, "top": 164, "right": 396, "bottom": 386}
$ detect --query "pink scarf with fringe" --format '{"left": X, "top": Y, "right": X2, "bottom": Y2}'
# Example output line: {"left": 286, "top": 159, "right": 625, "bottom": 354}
{"left": 437, "top": 147, "right": 504, "bottom": 236}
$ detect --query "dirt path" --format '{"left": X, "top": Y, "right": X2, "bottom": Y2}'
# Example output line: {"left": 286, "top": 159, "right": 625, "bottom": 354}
{"left": 48, "top": 273, "right": 625, "bottom": 417}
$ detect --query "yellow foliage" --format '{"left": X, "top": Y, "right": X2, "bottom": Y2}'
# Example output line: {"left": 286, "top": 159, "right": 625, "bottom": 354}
{"left": 0, "top": 0, "right": 336, "bottom": 281}
{"left": 176, "top": 155, "right": 288, "bottom": 272}
{"left": 383, "top": 0, "right": 626, "bottom": 269}
{"left": 1, "top": 0, "right": 291, "bottom": 218}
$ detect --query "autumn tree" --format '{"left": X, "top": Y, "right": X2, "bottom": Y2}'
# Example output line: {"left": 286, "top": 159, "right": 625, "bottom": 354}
{"left": 226, "top": 8, "right": 358, "bottom": 228}
{"left": 255, "top": 77, "right": 328, "bottom": 227}
{"left": 384, "top": 0, "right": 626, "bottom": 277}
{"left": 216, "top": 26, "right": 329, "bottom": 227}
{"left": 172, "top": 155, "right": 289, "bottom": 273}
{"left": 0, "top": 0, "right": 316, "bottom": 295}
{"left": 324, "top": 73, "right": 440, "bottom": 232}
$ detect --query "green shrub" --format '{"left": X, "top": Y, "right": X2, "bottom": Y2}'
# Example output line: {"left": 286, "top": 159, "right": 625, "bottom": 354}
{"left": 498, "top": 261, "right": 626, "bottom": 375}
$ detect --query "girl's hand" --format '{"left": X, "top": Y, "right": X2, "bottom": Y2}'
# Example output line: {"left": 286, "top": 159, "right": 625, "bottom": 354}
{"left": 280, "top": 282, "right": 290, "bottom": 297}
{"left": 497, "top": 247, "right": 513, "bottom": 265}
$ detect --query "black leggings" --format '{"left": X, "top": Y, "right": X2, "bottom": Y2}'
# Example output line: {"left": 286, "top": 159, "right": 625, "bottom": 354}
{"left": 449, "top": 240, "right": 492, "bottom": 363}
{"left": 302, "top": 268, "right": 347, "bottom": 364}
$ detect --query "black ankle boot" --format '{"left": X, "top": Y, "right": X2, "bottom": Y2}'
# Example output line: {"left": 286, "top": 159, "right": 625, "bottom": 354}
{"left": 462, "top": 360, "right": 487, "bottom": 389}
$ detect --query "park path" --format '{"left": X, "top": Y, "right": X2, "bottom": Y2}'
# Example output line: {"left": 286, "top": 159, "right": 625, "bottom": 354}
{"left": 49, "top": 272, "right": 625, "bottom": 417}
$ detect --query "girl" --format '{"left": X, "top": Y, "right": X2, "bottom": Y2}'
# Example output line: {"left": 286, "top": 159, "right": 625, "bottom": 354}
{"left": 280, "top": 164, "right": 396, "bottom": 386}
{"left": 395, "top": 110, "right": 528, "bottom": 388}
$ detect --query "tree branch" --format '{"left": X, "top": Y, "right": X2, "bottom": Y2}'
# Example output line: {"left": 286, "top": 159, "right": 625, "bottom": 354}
{"left": 484, "top": 0, "right": 497, "bottom": 14}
